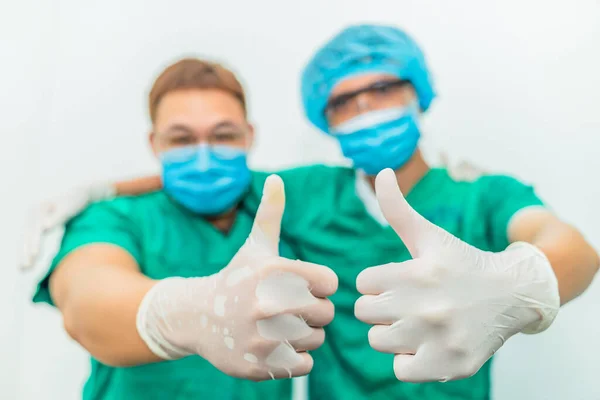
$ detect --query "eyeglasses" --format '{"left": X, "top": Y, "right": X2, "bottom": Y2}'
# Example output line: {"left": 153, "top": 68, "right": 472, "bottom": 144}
{"left": 154, "top": 124, "right": 248, "bottom": 150}
{"left": 324, "top": 79, "right": 412, "bottom": 121}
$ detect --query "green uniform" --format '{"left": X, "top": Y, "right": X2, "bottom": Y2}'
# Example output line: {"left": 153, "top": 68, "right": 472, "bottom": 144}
{"left": 244, "top": 165, "right": 544, "bottom": 400}
{"left": 34, "top": 165, "right": 543, "bottom": 400}
{"left": 33, "top": 173, "right": 296, "bottom": 400}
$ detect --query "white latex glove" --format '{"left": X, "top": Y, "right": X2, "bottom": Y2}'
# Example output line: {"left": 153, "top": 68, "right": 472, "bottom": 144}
{"left": 20, "top": 183, "right": 116, "bottom": 271}
{"left": 354, "top": 169, "right": 560, "bottom": 383}
{"left": 136, "top": 175, "right": 338, "bottom": 381}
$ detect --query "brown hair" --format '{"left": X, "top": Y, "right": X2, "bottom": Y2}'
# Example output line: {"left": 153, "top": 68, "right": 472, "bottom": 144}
{"left": 148, "top": 58, "right": 246, "bottom": 123}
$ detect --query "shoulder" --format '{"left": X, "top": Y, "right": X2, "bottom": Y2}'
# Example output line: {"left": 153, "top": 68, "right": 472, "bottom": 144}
{"left": 467, "top": 172, "right": 545, "bottom": 221}
{"left": 472, "top": 173, "right": 537, "bottom": 196}
{"left": 439, "top": 157, "right": 535, "bottom": 193}
{"left": 436, "top": 164, "right": 534, "bottom": 194}
{"left": 68, "top": 191, "right": 169, "bottom": 227}
{"left": 58, "top": 192, "right": 174, "bottom": 265}
{"left": 422, "top": 168, "right": 541, "bottom": 212}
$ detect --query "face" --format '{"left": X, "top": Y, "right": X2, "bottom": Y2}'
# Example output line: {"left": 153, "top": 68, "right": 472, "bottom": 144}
{"left": 150, "top": 89, "right": 254, "bottom": 155}
{"left": 325, "top": 73, "right": 417, "bottom": 128}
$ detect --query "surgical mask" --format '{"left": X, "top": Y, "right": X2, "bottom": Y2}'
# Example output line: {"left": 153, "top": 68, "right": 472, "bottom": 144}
{"left": 330, "top": 104, "right": 421, "bottom": 175}
{"left": 160, "top": 144, "right": 252, "bottom": 215}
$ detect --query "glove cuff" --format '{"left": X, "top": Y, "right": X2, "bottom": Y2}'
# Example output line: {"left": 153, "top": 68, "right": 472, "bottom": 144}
{"left": 512, "top": 242, "right": 561, "bottom": 334}
{"left": 136, "top": 278, "right": 192, "bottom": 360}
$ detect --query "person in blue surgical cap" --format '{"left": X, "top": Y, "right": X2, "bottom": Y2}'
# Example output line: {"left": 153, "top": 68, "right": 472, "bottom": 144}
{"left": 294, "top": 24, "right": 597, "bottom": 399}
{"left": 23, "top": 24, "right": 598, "bottom": 400}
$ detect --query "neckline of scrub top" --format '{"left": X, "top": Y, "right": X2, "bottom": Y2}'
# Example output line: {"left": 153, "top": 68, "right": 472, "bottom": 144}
{"left": 354, "top": 168, "right": 448, "bottom": 227}
{"left": 160, "top": 190, "right": 254, "bottom": 242}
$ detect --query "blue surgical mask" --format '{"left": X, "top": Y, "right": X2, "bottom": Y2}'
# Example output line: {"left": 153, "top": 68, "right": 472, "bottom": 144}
{"left": 160, "top": 144, "right": 252, "bottom": 215}
{"left": 330, "top": 105, "right": 421, "bottom": 175}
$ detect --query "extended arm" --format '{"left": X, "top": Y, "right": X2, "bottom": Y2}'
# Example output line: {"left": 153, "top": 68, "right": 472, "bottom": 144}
{"left": 47, "top": 175, "right": 338, "bottom": 380}
{"left": 50, "top": 244, "right": 160, "bottom": 366}
{"left": 508, "top": 208, "right": 599, "bottom": 304}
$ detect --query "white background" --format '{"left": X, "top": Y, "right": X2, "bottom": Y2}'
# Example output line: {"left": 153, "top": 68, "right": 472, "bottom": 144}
{"left": 1, "top": 0, "right": 599, "bottom": 399}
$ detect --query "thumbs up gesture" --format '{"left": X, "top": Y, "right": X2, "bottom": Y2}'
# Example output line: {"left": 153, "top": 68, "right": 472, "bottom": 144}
{"left": 137, "top": 175, "right": 338, "bottom": 380}
{"left": 354, "top": 169, "right": 560, "bottom": 382}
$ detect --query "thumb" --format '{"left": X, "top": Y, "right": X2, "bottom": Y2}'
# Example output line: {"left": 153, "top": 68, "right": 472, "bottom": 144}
{"left": 375, "top": 168, "right": 445, "bottom": 257}
{"left": 248, "top": 174, "right": 285, "bottom": 254}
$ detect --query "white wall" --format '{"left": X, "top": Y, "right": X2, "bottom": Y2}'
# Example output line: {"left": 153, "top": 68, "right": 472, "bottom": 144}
{"left": 1, "top": 1, "right": 54, "bottom": 398}
{"left": 2, "top": 0, "right": 599, "bottom": 399}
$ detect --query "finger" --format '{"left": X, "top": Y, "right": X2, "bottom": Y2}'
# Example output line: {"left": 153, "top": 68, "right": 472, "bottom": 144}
{"left": 256, "top": 314, "right": 313, "bottom": 342}
{"left": 43, "top": 210, "right": 70, "bottom": 230}
{"left": 368, "top": 322, "right": 421, "bottom": 354}
{"left": 296, "top": 298, "right": 335, "bottom": 327}
{"left": 40, "top": 204, "right": 64, "bottom": 230}
{"left": 439, "top": 151, "right": 449, "bottom": 167}
{"left": 270, "top": 258, "right": 338, "bottom": 298}
{"left": 260, "top": 346, "right": 313, "bottom": 380}
{"left": 356, "top": 260, "right": 423, "bottom": 295}
{"left": 392, "top": 353, "right": 424, "bottom": 382}
{"left": 354, "top": 293, "right": 400, "bottom": 325}
{"left": 392, "top": 344, "right": 463, "bottom": 383}
{"left": 256, "top": 259, "right": 337, "bottom": 315}
{"left": 287, "top": 351, "right": 313, "bottom": 378}
{"left": 289, "top": 327, "right": 325, "bottom": 351}
{"left": 248, "top": 175, "right": 285, "bottom": 255}
{"left": 393, "top": 348, "right": 461, "bottom": 383}
{"left": 393, "top": 347, "right": 481, "bottom": 382}
{"left": 256, "top": 298, "right": 333, "bottom": 328}
{"left": 375, "top": 169, "right": 455, "bottom": 258}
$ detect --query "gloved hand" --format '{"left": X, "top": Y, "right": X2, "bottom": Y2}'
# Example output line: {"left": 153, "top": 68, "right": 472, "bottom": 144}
{"left": 136, "top": 175, "right": 338, "bottom": 380}
{"left": 355, "top": 169, "right": 560, "bottom": 383}
{"left": 20, "top": 183, "right": 116, "bottom": 270}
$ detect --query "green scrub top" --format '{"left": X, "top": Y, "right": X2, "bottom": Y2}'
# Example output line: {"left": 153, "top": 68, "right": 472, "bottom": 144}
{"left": 34, "top": 165, "right": 544, "bottom": 400}
{"left": 33, "top": 172, "right": 296, "bottom": 400}
{"left": 243, "top": 165, "right": 545, "bottom": 400}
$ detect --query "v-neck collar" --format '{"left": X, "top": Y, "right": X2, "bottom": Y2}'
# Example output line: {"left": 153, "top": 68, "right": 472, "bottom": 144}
{"left": 354, "top": 168, "right": 446, "bottom": 226}
{"left": 161, "top": 191, "right": 253, "bottom": 241}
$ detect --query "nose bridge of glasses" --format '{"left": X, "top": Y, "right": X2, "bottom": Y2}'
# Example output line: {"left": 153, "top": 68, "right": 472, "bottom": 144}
{"left": 355, "top": 93, "right": 373, "bottom": 112}
{"left": 191, "top": 131, "right": 228, "bottom": 146}
{"left": 354, "top": 82, "right": 410, "bottom": 112}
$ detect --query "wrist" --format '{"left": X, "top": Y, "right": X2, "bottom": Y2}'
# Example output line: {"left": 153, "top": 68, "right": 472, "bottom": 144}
{"left": 136, "top": 277, "right": 204, "bottom": 360}
{"left": 509, "top": 242, "right": 560, "bottom": 334}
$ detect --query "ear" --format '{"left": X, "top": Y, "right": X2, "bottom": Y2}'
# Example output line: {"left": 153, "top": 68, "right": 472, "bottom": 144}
{"left": 245, "top": 122, "right": 256, "bottom": 151}
{"left": 148, "top": 131, "right": 160, "bottom": 157}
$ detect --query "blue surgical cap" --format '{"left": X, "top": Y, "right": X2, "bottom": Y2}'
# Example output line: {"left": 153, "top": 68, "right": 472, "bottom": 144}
{"left": 301, "top": 24, "right": 436, "bottom": 133}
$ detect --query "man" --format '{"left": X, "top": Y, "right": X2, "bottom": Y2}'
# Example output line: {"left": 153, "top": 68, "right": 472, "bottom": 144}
{"left": 292, "top": 24, "right": 596, "bottom": 399}
{"left": 26, "top": 25, "right": 598, "bottom": 400}
{"left": 30, "top": 58, "right": 338, "bottom": 400}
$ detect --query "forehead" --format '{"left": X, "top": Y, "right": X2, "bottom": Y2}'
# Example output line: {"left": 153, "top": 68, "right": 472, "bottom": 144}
{"left": 154, "top": 89, "right": 246, "bottom": 130}
{"left": 329, "top": 73, "right": 398, "bottom": 98}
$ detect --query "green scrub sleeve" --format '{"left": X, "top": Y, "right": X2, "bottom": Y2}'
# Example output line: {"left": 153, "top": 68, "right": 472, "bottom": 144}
{"left": 32, "top": 200, "right": 143, "bottom": 306}
{"left": 480, "top": 175, "right": 545, "bottom": 251}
